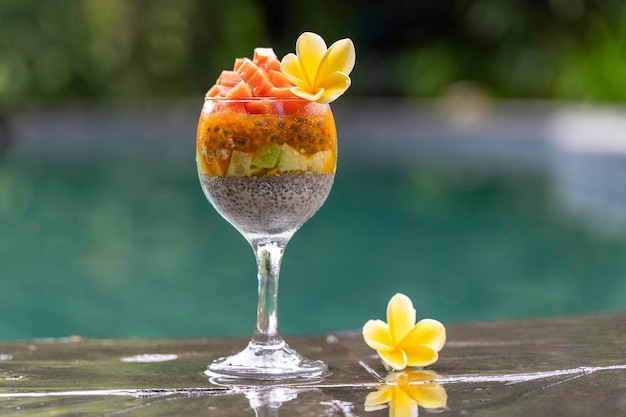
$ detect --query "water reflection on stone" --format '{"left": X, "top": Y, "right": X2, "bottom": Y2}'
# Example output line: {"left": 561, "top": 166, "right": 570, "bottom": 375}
{"left": 364, "top": 369, "right": 447, "bottom": 417}
{"left": 244, "top": 386, "right": 303, "bottom": 417}
{"left": 208, "top": 375, "right": 315, "bottom": 417}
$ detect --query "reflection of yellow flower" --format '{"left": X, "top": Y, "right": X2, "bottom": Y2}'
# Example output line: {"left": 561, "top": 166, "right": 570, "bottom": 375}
{"left": 363, "top": 293, "right": 446, "bottom": 370}
{"left": 280, "top": 32, "right": 356, "bottom": 104}
{"left": 365, "top": 370, "right": 447, "bottom": 417}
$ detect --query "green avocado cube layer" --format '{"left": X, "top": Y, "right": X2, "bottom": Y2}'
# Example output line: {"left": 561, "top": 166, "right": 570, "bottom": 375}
{"left": 252, "top": 143, "right": 282, "bottom": 169}
{"left": 278, "top": 144, "right": 308, "bottom": 172}
{"left": 308, "top": 150, "right": 333, "bottom": 172}
{"left": 227, "top": 150, "right": 252, "bottom": 177}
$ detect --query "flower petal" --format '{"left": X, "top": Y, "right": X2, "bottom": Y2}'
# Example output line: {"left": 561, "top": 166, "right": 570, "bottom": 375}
{"left": 403, "top": 345, "right": 439, "bottom": 367}
{"left": 400, "top": 369, "right": 440, "bottom": 384}
{"left": 389, "top": 388, "right": 418, "bottom": 417}
{"left": 315, "top": 71, "right": 351, "bottom": 104}
{"left": 290, "top": 86, "right": 325, "bottom": 102}
{"left": 316, "top": 38, "right": 356, "bottom": 84}
{"left": 363, "top": 319, "right": 394, "bottom": 351}
{"left": 400, "top": 318, "right": 446, "bottom": 352}
{"left": 364, "top": 387, "right": 391, "bottom": 410}
{"left": 387, "top": 293, "right": 416, "bottom": 344}
{"left": 295, "top": 32, "right": 327, "bottom": 87}
{"left": 280, "top": 32, "right": 354, "bottom": 103}
{"left": 280, "top": 53, "right": 306, "bottom": 86}
{"left": 405, "top": 383, "right": 448, "bottom": 409}
{"left": 379, "top": 348, "right": 408, "bottom": 370}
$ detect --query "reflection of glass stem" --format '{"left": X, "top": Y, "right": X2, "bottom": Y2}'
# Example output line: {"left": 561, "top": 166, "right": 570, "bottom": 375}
{"left": 245, "top": 387, "right": 300, "bottom": 417}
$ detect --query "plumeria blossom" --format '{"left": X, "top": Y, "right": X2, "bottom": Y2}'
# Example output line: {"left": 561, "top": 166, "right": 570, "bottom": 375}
{"left": 365, "top": 369, "right": 447, "bottom": 417}
{"left": 363, "top": 293, "right": 446, "bottom": 370}
{"left": 280, "top": 32, "right": 356, "bottom": 104}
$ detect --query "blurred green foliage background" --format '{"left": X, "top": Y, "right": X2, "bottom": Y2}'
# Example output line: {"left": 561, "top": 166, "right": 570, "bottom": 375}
{"left": 2, "top": 0, "right": 626, "bottom": 341}
{"left": 2, "top": 0, "right": 626, "bottom": 103}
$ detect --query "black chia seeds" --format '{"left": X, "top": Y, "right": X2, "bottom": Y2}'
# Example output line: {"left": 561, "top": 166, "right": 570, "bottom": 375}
{"left": 199, "top": 172, "right": 334, "bottom": 236}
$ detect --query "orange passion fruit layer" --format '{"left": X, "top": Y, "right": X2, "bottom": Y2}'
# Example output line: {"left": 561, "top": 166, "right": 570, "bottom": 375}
{"left": 196, "top": 100, "right": 337, "bottom": 177}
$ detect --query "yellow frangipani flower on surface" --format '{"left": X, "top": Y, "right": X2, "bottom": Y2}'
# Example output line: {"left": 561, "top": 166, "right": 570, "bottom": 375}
{"left": 280, "top": 32, "right": 356, "bottom": 104}
{"left": 363, "top": 293, "right": 446, "bottom": 370}
{"left": 365, "top": 369, "right": 448, "bottom": 417}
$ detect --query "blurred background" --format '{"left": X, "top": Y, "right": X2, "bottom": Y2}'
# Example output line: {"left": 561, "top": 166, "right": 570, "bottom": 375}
{"left": 2, "top": 0, "right": 626, "bottom": 101}
{"left": 1, "top": 0, "right": 626, "bottom": 341}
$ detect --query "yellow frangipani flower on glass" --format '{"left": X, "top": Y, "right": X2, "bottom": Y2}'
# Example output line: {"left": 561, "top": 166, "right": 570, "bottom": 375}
{"left": 363, "top": 293, "right": 446, "bottom": 370}
{"left": 280, "top": 32, "right": 356, "bottom": 104}
{"left": 365, "top": 369, "right": 448, "bottom": 417}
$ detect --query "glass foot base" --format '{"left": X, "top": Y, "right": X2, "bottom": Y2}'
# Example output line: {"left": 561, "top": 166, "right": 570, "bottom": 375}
{"left": 206, "top": 341, "right": 329, "bottom": 383}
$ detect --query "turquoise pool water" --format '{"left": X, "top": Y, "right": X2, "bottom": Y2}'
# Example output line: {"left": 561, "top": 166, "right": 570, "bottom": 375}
{"left": 1, "top": 150, "right": 625, "bottom": 341}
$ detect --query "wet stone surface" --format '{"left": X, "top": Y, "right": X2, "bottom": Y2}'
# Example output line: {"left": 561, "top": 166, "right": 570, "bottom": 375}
{"left": 0, "top": 313, "right": 625, "bottom": 416}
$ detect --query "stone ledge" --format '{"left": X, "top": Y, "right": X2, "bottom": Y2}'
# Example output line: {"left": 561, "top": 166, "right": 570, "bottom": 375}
{"left": 0, "top": 313, "right": 624, "bottom": 416}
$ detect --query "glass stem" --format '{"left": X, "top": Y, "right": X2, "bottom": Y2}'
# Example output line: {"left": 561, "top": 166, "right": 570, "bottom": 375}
{"left": 251, "top": 238, "right": 289, "bottom": 347}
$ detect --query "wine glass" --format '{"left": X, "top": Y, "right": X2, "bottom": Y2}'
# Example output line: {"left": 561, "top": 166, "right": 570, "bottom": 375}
{"left": 196, "top": 96, "right": 337, "bottom": 380}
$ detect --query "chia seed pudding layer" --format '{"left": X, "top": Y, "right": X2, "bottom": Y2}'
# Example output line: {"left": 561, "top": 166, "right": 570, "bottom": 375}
{"left": 199, "top": 172, "right": 334, "bottom": 236}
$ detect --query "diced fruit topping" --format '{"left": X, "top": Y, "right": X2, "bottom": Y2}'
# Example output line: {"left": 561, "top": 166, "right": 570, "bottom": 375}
{"left": 253, "top": 48, "right": 281, "bottom": 71}
{"left": 227, "top": 151, "right": 252, "bottom": 177}
{"left": 268, "top": 70, "right": 292, "bottom": 88}
{"left": 252, "top": 143, "right": 282, "bottom": 169}
{"left": 205, "top": 48, "right": 298, "bottom": 102}
{"left": 246, "top": 70, "right": 273, "bottom": 96}
{"left": 217, "top": 70, "right": 243, "bottom": 87}
{"left": 244, "top": 100, "right": 271, "bottom": 114}
{"left": 278, "top": 144, "right": 308, "bottom": 172}
{"left": 222, "top": 145, "right": 335, "bottom": 177}
{"left": 309, "top": 150, "right": 335, "bottom": 173}
{"left": 226, "top": 81, "right": 252, "bottom": 99}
